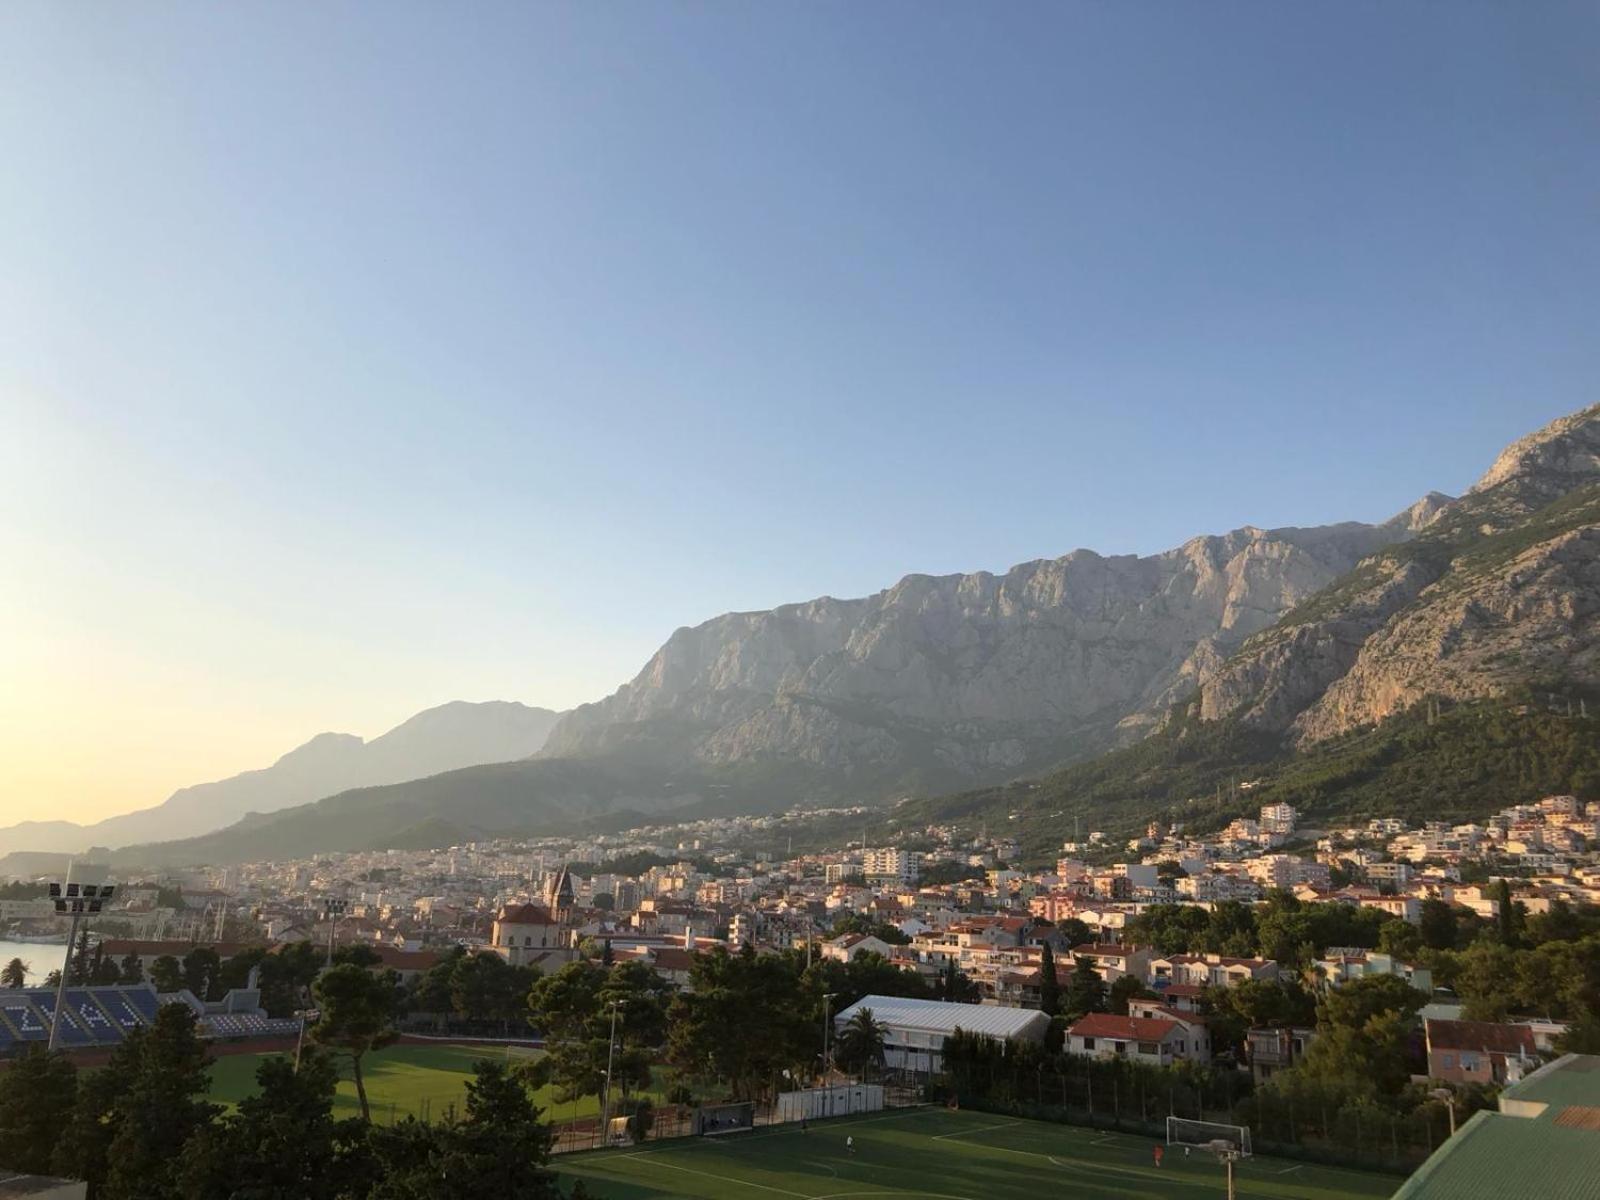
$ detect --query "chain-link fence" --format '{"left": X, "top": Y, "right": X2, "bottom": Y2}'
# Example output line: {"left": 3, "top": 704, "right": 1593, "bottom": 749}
{"left": 938, "top": 1051, "right": 1437, "bottom": 1177}
{"left": 548, "top": 1082, "right": 926, "bottom": 1156}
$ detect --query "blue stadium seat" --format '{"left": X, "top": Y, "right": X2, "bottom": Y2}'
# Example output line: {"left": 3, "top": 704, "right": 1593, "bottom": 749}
{"left": 0, "top": 998, "right": 48, "bottom": 1040}
{"left": 101, "top": 989, "right": 151, "bottom": 1031}
{"left": 65, "top": 989, "right": 121, "bottom": 1042}
{"left": 123, "top": 987, "right": 161, "bottom": 1021}
{"left": 28, "top": 994, "right": 91, "bottom": 1045}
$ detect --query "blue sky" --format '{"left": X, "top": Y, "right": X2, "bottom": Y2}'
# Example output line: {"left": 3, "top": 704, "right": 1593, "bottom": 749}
{"left": 1, "top": 3, "right": 1595, "bottom": 820}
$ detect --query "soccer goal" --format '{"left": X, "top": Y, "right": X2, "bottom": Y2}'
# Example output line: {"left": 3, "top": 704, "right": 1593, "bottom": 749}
{"left": 1166, "top": 1116, "right": 1252, "bottom": 1157}
{"left": 694, "top": 1102, "right": 756, "bottom": 1137}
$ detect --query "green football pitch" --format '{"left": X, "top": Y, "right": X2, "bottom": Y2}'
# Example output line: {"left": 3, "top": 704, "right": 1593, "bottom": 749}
{"left": 553, "top": 1108, "right": 1399, "bottom": 1200}
{"left": 208, "top": 1042, "right": 647, "bottom": 1125}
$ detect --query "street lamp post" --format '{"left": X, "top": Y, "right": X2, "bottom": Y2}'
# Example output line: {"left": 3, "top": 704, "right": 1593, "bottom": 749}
{"left": 1430, "top": 1087, "right": 1457, "bottom": 1137}
{"left": 45, "top": 876, "right": 114, "bottom": 1052}
{"left": 601, "top": 998, "right": 627, "bottom": 1141}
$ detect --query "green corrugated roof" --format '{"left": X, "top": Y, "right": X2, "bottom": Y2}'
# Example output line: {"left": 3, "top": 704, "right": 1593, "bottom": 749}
{"left": 1503, "top": 1052, "right": 1600, "bottom": 1109}
{"left": 1394, "top": 1055, "right": 1600, "bottom": 1199}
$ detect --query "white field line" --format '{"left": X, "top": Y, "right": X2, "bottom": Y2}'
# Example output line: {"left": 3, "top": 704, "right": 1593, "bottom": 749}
{"left": 613, "top": 1154, "right": 810, "bottom": 1197}
{"left": 932, "top": 1119, "right": 1023, "bottom": 1140}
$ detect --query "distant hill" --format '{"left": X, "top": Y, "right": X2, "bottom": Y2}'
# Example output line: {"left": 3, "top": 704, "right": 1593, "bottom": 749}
{"left": 0, "top": 700, "right": 564, "bottom": 858}
{"left": 98, "top": 757, "right": 840, "bottom": 868}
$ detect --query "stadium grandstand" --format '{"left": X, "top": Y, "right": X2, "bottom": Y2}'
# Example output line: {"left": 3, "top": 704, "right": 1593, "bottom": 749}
{"left": 0, "top": 982, "right": 299, "bottom": 1052}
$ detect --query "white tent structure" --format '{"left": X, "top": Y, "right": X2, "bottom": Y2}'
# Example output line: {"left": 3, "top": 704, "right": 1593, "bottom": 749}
{"left": 832, "top": 995, "right": 1051, "bottom": 1075}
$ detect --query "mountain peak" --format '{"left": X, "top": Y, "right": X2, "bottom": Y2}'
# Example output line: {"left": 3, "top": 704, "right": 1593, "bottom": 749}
{"left": 1383, "top": 491, "right": 1456, "bottom": 534}
{"left": 1470, "top": 402, "right": 1600, "bottom": 501}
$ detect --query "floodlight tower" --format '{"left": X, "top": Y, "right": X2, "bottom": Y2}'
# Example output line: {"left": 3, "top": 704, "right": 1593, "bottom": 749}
{"left": 45, "top": 872, "right": 115, "bottom": 1051}
{"left": 322, "top": 897, "right": 348, "bottom": 969}
{"left": 601, "top": 998, "right": 627, "bottom": 1137}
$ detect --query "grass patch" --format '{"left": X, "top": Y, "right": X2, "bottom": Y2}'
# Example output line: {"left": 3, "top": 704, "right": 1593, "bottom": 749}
{"left": 207, "top": 1042, "right": 676, "bottom": 1126}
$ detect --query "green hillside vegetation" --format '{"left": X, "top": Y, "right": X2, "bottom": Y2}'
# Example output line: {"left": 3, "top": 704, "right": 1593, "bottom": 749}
{"left": 896, "top": 686, "right": 1600, "bottom": 858}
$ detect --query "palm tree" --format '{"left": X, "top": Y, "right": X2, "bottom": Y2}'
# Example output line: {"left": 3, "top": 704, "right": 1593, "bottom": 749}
{"left": 833, "top": 1008, "right": 887, "bottom": 1080}
{"left": 0, "top": 958, "right": 28, "bottom": 988}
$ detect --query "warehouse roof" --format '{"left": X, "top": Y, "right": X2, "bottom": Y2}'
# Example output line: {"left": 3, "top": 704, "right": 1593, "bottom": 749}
{"left": 1393, "top": 1054, "right": 1600, "bottom": 1199}
{"left": 832, "top": 995, "right": 1050, "bottom": 1041}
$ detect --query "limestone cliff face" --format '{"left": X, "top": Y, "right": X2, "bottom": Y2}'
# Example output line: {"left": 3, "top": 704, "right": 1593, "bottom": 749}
{"left": 549, "top": 405, "right": 1600, "bottom": 788}
{"left": 1197, "top": 403, "right": 1600, "bottom": 741}
{"left": 544, "top": 517, "right": 1424, "bottom": 785}
{"left": 1470, "top": 405, "right": 1600, "bottom": 505}
{"left": 1293, "top": 524, "right": 1600, "bottom": 739}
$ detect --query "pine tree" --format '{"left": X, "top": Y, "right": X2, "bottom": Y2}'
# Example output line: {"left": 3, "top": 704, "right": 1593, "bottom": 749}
{"left": 1037, "top": 941, "right": 1060, "bottom": 1016}
{"left": 0, "top": 1047, "right": 76, "bottom": 1174}
{"left": 1063, "top": 956, "right": 1107, "bottom": 1020}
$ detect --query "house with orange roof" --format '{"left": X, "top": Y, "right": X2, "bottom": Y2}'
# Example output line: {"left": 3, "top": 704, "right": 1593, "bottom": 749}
{"left": 1066, "top": 1012, "right": 1205, "bottom": 1066}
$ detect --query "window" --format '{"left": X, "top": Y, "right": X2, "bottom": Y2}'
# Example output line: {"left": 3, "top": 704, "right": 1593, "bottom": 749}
{"left": 1114, "top": 1041, "right": 1127, "bottom": 1055}
{"left": 1081, "top": 1037, "right": 1096, "bottom": 1050}
{"left": 1461, "top": 1053, "right": 1479, "bottom": 1071}
{"left": 1138, "top": 1041, "right": 1160, "bottom": 1055}
{"left": 1440, "top": 1053, "right": 1454, "bottom": 1068}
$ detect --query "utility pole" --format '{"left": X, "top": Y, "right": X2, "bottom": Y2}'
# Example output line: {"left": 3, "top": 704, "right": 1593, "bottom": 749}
{"left": 822, "top": 991, "right": 836, "bottom": 1111}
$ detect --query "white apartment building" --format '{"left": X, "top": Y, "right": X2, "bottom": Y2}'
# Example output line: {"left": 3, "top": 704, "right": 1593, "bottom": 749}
{"left": 864, "top": 848, "right": 919, "bottom": 884}
{"left": 1260, "top": 803, "right": 1298, "bottom": 836}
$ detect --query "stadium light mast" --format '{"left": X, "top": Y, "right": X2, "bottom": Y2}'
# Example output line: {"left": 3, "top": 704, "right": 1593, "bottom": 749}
{"left": 44, "top": 869, "right": 115, "bottom": 1051}
{"left": 601, "top": 998, "right": 627, "bottom": 1137}
{"left": 322, "top": 897, "right": 348, "bottom": 969}
{"left": 294, "top": 1006, "right": 321, "bottom": 1073}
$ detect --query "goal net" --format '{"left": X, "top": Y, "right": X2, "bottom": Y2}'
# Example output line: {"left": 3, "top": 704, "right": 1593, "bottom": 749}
{"left": 694, "top": 1102, "right": 755, "bottom": 1136}
{"left": 1166, "top": 1116, "right": 1252, "bottom": 1157}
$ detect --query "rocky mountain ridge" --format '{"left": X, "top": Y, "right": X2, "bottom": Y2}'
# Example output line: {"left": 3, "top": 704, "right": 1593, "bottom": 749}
{"left": 42, "top": 402, "right": 1599, "bottom": 870}
{"left": 544, "top": 509, "right": 1440, "bottom": 790}
{"left": 1198, "top": 403, "right": 1600, "bottom": 741}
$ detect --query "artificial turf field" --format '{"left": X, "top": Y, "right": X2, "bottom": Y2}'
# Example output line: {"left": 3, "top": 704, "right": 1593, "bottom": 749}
{"left": 553, "top": 1108, "right": 1399, "bottom": 1200}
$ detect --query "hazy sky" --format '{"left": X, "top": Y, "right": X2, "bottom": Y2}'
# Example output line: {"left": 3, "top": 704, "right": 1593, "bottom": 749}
{"left": 2, "top": 4, "right": 1595, "bottom": 825}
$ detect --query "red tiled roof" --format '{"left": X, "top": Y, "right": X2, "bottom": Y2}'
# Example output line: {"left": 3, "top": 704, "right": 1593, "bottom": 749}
{"left": 1072, "top": 943, "right": 1136, "bottom": 957}
{"left": 1426, "top": 1019, "right": 1537, "bottom": 1056}
{"left": 100, "top": 939, "right": 254, "bottom": 958}
{"left": 1069, "top": 1013, "right": 1179, "bottom": 1040}
{"left": 497, "top": 903, "right": 555, "bottom": 925}
{"left": 370, "top": 947, "right": 445, "bottom": 970}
